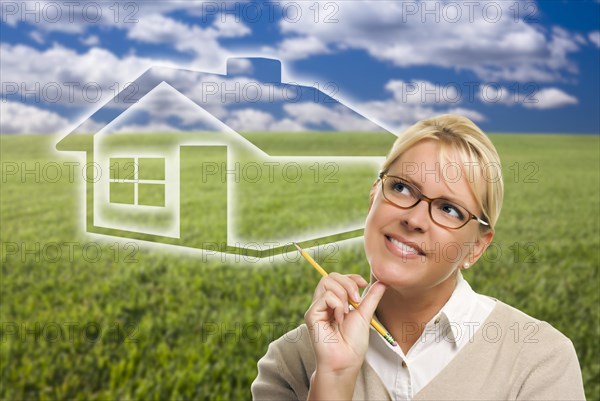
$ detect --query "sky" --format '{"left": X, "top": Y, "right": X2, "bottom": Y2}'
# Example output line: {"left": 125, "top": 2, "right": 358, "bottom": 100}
{"left": 1, "top": 0, "right": 599, "bottom": 135}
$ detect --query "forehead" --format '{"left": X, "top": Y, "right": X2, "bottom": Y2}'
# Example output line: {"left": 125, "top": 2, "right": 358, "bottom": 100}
{"left": 387, "top": 139, "right": 481, "bottom": 210}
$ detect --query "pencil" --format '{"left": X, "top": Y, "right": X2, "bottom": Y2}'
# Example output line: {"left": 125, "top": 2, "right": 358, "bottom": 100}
{"left": 293, "top": 243, "right": 397, "bottom": 347}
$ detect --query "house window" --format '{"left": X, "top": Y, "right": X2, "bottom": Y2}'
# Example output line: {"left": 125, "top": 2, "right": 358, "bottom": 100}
{"left": 109, "top": 157, "right": 165, "bottom": 207}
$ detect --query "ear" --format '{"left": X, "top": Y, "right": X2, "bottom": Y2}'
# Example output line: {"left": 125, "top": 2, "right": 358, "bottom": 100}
{"left": 368, "top": 180, "right": 379, "bottom": 212}
{"left": 466, "top": 229, "right": 494, "bottom": 266}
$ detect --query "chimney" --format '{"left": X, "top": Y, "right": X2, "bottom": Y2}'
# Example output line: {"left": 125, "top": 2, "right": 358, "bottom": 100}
{"left": 226, "top": 57, "right": 281, "bottom": 83}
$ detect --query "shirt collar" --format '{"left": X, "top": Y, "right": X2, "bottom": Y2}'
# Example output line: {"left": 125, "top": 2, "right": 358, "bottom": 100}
{"left": 429, "top": 271, "right": 479, "bottom": 343}
{"left": 368, "top": 271, "right": 482, "bottom": 346}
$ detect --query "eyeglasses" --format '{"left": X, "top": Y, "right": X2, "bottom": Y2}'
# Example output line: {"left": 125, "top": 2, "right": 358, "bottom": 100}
{"left": 378, "top": 173, "right": 489, "bottom": 229}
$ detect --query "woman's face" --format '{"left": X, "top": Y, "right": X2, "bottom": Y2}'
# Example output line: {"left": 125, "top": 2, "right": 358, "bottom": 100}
{"left": 364, "top": 139, "right": 493, "bottom": 294}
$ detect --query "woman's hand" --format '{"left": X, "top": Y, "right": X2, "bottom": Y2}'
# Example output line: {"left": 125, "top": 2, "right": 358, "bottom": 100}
{"left": 304, "top": 273, "right": 387, "bottom": 375}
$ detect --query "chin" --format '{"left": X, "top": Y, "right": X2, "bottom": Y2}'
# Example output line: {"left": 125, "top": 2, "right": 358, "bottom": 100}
{"left": 370, "top": 257, "right": 421, "bottom": 287}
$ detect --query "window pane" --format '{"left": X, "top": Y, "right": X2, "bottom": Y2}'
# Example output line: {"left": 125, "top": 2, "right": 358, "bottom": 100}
{"left": 138, "top": 158, "right": 165, "bottom": 180}
{"left": 109, "top": 158, "right": 135, "bottom": 180}
{"left": 138, "top": 183, "right": 165, "bottom": 207}
{"left": 110, "top": 182, "right": 135, "bottom": 204}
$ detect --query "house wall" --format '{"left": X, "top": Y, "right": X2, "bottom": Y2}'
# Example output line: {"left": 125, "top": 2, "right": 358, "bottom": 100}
{"left": 93, "top": 135, "right": 180, "bottom": 238}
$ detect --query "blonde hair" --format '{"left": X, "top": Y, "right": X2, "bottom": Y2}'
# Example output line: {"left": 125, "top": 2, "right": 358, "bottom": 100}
{"left": 381, "top": 114, "right": 503, "bottom": 230}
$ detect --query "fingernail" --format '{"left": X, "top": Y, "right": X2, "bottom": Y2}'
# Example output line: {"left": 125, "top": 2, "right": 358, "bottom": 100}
{"left": 353, "top": 291, "right": 360, "bottom": 302}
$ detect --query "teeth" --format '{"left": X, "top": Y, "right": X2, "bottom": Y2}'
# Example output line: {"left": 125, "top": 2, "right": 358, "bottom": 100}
{"left": 388, "top": 236, "right": 420, "bottom": 255}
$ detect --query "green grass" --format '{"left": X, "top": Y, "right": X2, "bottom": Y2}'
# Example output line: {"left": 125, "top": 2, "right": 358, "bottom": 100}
{"left": 1, "top": 133, "right": 599, "bottom": 400}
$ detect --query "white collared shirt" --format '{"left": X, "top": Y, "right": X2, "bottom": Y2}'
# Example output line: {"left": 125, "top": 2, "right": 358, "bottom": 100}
{"left": 365, "top": 271, "right": 496, "bottom": 400}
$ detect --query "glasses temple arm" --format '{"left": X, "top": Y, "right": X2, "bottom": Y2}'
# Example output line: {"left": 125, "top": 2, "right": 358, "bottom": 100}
{"left": 474, "top": 216, "right": 489, "bottom": 226}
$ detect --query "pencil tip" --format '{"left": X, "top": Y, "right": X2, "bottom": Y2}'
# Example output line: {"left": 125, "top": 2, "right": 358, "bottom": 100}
{"left": 293, "top": 243, "right": 302, "bottom": 252}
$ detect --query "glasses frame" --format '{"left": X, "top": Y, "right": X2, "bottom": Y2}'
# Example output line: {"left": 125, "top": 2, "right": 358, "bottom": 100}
{"left": 378, "top": 172, "right": 490, "bottom": 229}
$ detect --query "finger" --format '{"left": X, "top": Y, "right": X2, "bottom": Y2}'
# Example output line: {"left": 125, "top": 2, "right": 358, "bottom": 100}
{"left": 347, "top": 274, "right": 369, "bottom": 288}
{"left": 323, "top": 291, "right": 345, "bottom": 325}
{"left": 328, "top": 272, "right": 362, "bottom": 303}
{"left": 315, "top": 276, "right": 350, "bottom": 313}
{"left": 355, "top": 282, "right": 387, "bottom": 322}
{"left": 306, "top": 290, "right": 346, "bottom": 326}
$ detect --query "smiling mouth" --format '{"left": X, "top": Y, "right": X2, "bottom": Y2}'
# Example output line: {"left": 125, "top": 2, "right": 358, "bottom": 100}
{"left": 384, "top": 235, "right": 426, "bottom": 256}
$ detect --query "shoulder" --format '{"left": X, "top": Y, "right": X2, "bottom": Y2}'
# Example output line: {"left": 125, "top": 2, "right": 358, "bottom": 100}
{"left": 488, "top": 300, "right": 581, "bottom": 380}
{"left": 491, "top": 300, "right": 574, "bottom": 347}
{"left": 268, "top": 323, "right": 315, "bottom": 363}
{"left": 462, "top": 299, "right": 579, "bottom": 372}
{"left": 415, "top": 301, "right": 585, "bottom": 400}
{"left": 257, "top": 323, "right": 316, "bottom": 377}
{"left": 487, "top": 301, "right": 585, "bottom": 400}
{"left": 251, "top": 324, "right": 316, "bottom": 401}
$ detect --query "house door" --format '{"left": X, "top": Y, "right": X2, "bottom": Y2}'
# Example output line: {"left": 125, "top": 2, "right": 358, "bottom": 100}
{"left": 179, "top": 146, "right": 228, "bottom": 249}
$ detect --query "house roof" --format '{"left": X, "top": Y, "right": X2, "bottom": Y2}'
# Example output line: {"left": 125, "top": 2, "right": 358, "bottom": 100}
{"left": 56, "top": 57, "right": 397, "bottom": 156}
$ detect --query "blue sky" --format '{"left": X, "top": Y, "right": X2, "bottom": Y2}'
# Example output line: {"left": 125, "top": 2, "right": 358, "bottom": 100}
{"left": 1, "top": 0, "right": 599, "bottom": 135}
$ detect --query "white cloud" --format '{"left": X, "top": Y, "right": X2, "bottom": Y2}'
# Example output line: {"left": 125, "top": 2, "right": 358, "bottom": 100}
{"left": 75, "top": 118, "right": 105, "bottom": 133}
{"left": 336, "top": 78, "right": 488, "bottom": 133}
{"left": 225, "top": 108, "right": 275, "bottom": 132}
{"left": 2, "top": 0, "right": 587, "bottom": 135}
{"left": 283, "top": 102, "right": 381, "bottom": 131}
{"left": 589, "top": 31, "right": 600, "bottom": 48}
{"left": 274, "top": 1, "right": 582, "bottom": 82}
{"left": 113, "top": 123, "right": 183, "bottom": 133}
{"left": 356, "top": 98, "right": 480, "bottom": 133}
{"left": 126, "top": 13, "right": 249, "bottom": 70}
{"left": 122, "top": 84, "right": 218, "bottom": 127}
{"left": 0, "top": 1, "right": 226, "bottom": 34}
{"left": 477, "top": 85, "right": 520, "bottom": 106}
{"left": 80, "top": 35, "right": 100, "bottom": 46}
{"left": 223, "top": 108, "right": 310, "bottom": 132}
{"left": 385, "top": 80, "right": 460, "bottom": 105}
{"left": 282, "top": 103, "right": 327, "bottom": 125}
{"left": 444, "top": 107, "right": 486, "bottom": 122}
{"left": 0, "top": 10, "right": 253, "bottom": 121}
{"left": 269, "top": 118, "right": 307, "bottom": 132}
{"left": 477, "top": 85, "right": 578, "bottom": 109}
{"left": 212, "top": 16, "right": 253, "bottom": 38}
{"left": 0, "top": 101, "right": 70, "bottom": 134}
{"left": 126, "top": 13, "right": 195, "bottom": 43}
{"left": 523, "top": 88, "right": 578, "bottom": 109}
{"left": 224, "top": 58, "right": 253, "bottom": 75}
{"left": 0, "top": 43, "right": 179, "bottom": 108}
{"left": 92, "top": 82, "right": 232, "bottom": 134}
{"left": 29, "top": 31, "right": 45, "bottom": 44}
{"left": 262, "top": 36, "right": 330, "bottom": 60}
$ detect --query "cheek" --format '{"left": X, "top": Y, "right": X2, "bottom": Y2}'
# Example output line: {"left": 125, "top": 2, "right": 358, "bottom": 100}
{"left": 364, "top": 203, "right": 386, "bottom": 258}
{"left": 437, "top": 232, "right": 479, "bottom": 263}
{"left": 364, "top": 208, "right": 377, "bottom": 250}
{"left": 364, "top": 199, "right": 381, "bottom": 232}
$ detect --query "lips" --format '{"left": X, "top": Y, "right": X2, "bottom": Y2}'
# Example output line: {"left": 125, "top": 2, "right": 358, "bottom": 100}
{"left": 384, "top": 234, "right": 426, "bottom": 256}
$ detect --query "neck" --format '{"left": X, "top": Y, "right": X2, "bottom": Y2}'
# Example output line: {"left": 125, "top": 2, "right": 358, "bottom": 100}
{"left": 374, "top": 273, "right": 458, "bottom": 355}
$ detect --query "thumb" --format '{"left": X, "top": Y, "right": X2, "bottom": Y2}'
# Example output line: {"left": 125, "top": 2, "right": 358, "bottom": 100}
{"left": 356, "top": 282, "right": 387, "bottom": 322}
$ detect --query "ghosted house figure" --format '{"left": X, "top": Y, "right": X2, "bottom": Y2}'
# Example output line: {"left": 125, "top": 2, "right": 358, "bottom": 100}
{"left": 56, "top": 57, "right": 397, "bottom": 257}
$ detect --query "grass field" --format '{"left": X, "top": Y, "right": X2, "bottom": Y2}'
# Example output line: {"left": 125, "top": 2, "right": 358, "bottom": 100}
{"left": 1, "top": 133, "right": 599, "bottom": 400}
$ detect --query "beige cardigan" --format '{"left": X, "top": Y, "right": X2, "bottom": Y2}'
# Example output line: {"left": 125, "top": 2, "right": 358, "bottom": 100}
{"left": 251, "top": 301, "right": 585, "bottom": 400}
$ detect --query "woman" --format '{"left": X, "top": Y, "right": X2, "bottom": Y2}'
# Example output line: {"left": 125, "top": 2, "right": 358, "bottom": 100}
{"left": 251, "top": 115, "right": 585, "bottom": 400}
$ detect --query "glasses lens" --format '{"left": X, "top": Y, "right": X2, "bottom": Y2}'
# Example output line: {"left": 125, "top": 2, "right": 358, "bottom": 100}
{"left": 383, "top": 177, "right": 418, "bottom": 208}
{"left": 430, "top": 199, "right": 469, "bottom": 228}
{"left": 382, "top": 176, "right": 471, "bottom": 229}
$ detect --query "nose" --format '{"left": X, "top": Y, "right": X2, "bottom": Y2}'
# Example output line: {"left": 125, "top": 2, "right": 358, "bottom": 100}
{"left": 401, "top": 199, "right": 430, "bottom": 232}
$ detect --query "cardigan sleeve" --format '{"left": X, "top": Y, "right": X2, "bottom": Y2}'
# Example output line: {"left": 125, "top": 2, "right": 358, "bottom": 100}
{"left": 515, "top": 327, "right": 586, "bottom": 401}
{"left": 251, "top": 325, "right": 315, "bottom": 401}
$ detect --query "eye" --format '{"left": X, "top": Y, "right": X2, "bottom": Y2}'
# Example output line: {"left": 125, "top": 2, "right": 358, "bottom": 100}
{"left": 439, "top": 202, "right": 466, "bottom": 221}
{"left": 390, "top": 179, "right": 413, "bottom": 197}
